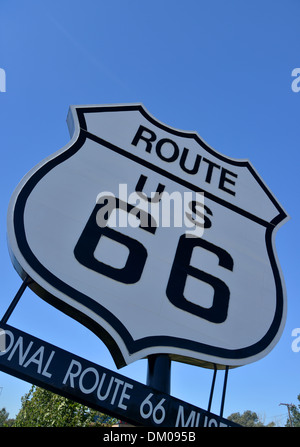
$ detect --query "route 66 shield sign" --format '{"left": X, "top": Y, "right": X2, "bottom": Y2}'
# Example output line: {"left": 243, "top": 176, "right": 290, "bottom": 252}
{"left": 7, "top": 104, "right": 289, "bottom": 369}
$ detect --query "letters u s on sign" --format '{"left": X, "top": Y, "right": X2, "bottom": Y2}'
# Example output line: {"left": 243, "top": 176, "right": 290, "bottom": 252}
{"left": 7, "top": 104, "right": 289, "bottom": 369}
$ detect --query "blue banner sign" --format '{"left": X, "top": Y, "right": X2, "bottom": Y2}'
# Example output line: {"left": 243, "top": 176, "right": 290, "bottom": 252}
{"left": 0, "top": 323, "right": 240, "bottom": 427}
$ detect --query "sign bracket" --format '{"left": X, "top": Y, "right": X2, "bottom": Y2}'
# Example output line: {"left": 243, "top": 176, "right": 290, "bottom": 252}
{"left": 220, "top": 365, "right": 229, "bottom": 417}
{"left": 1, "top": 275, "right": 33, "bottom": 324}
{"left": 207, "top": 364, "right": 217, "bottom": 412}
{"left": 207, "top": 364, "right": 230, "bottom": 418}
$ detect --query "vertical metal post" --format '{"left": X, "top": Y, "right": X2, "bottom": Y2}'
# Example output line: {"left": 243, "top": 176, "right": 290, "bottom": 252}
{"left": 207, "top": 364, "right": 217, "bottom": 412}
{"left": 1, "top": 275, "right": 32, "bottom": 324}
{"left": 220, "top": 365, "right": 229, "bottom": 418}
{"left": 146, "top": 354, "right": 171, "bottom": 394}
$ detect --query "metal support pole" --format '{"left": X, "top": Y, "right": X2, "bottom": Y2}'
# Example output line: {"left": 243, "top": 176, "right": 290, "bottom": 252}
{"left": 207, "top": 364, "right": 217, "bottom": 413}
{"left": 146, "top": 354, "right": 171, "bottom": 394}
{"left": 1, "top": 275, "right": 32, "bottom": 324}
{"left": 220, "top": 365, "right": 229, "bottom": 418}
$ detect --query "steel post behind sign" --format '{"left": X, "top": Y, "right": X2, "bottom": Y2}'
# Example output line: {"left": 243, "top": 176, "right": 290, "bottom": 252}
{"left": 146, "top": 354, "right": 171, "bottom": 394}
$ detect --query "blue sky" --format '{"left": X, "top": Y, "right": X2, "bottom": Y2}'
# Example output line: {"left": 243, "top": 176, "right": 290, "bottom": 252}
{"left": 0, "top": 0, "right": 299, "bottom": 426}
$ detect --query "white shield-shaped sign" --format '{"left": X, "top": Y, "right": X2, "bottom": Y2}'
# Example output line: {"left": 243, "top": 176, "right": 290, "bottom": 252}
{"left": 7, "top": 104, "right": 289, "bottom": 369}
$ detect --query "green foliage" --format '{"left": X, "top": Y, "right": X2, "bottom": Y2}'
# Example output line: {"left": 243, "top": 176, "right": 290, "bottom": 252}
{"left": 227, "top": 410, "right": 275, "bottom": 427}
{"left": 0, "top": 407, "right": 15, "bottom": 426}
{"left": 14, "top": 385, "right": 117, "bottom": 427}
{"left": 0, "top": 408, "right": 9, "bottom": 426}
